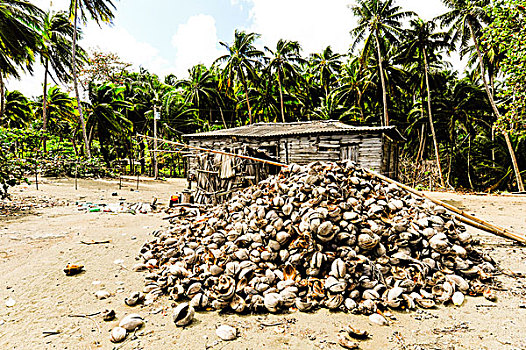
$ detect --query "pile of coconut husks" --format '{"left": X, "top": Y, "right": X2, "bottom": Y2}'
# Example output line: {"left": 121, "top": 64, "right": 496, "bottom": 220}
{"left": 134, "top": 161, "right": 498, "bottom": 324}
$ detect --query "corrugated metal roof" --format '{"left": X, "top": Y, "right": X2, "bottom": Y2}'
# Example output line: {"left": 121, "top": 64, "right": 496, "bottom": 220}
{"left": 183, "top": 120, "right": 405, "bottom": 141}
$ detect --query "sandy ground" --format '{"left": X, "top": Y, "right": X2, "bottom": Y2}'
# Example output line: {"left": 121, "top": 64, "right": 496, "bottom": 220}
{"left": 0, "top": 177, "right": 525, "bottom": 350}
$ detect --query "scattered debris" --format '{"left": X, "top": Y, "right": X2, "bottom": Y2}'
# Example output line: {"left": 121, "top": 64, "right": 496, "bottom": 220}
{"left": 68, "top": 312, "right": 101, "bottom": 333}
{"left": 0, "top": 196, "right": 65, "bottom": 216}
{"left": 343, "top": 325, "right": 369, "bottom": 340}
{"left": 433, "top": 322, "right": 471, "bottom": 334}
{"left": 337, "top": 332, "right": 360, "bottom": 349}
{"left": 76, "top": 201, "right": 161, "bottom": 214}
{"left": 173, "top": 302, "right": 194, "bottom": 327}
{"left": 63, "top": 264, "right": 84, "bottom": 276}
{"left": 102, "top": 309, "right": 116, "bottom": 321}
{"left": 5, "top": 298, "right": 15, "bottom": 308}
{"left": 79, "top": 240, "right": 111, "bottom": 245}
{"left": 392, "top": 331, "right": 408, "bottom": 350}
{"left": 124, "top": 292, "right": 144, "bottom": 306}
{"left": 42, "top": 330, "right": 61, "bottom": 337}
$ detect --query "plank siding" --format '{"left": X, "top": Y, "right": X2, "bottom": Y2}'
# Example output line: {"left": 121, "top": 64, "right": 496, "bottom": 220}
{"left": 188, "top": 132, "right": 391, "bottom": 178}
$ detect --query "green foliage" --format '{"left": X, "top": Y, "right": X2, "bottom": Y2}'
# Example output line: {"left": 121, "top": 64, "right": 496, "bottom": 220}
{"left": 0, "top": 127, "right": 38, "bottom": 199}
{"left": 483, "top": 0, "right": 526, "bottom": 134}
{"left": 1, "top": 1, "right": 525, "bottom": 191}
{"left": 0, "top": 0, "right": 42, "bottom": 78}
{"left": 2, "top": 90, "right": 33, "bottom": 127}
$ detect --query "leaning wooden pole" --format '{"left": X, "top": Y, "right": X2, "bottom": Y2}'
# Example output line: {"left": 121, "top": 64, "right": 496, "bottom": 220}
{"left": 137, "top": 134, "right": 289, "bottom": 168}
{"left": 366, "top": 169, "right": 526, "bottom": 245}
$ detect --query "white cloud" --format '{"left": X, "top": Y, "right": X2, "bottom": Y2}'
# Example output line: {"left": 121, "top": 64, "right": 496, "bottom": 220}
{"left": 230, "top": 0, "right": 250, "bottom": 10}
{"left": 82, "top": 23, "right": 174, "bottom": 77}
{"left": 6, "top": 23, "right": 176, "bottom": 97}
{"left": 243, "top": 0, "right": 466, "bottom": 71}
{"left": 246, "top": 0, "right": 354, "bottom": 55}
{"left": 402, "top": 0, "right": 448, "bottom": 20}
{"left": 171, "top": 14, "right": 222, "bottom": 77}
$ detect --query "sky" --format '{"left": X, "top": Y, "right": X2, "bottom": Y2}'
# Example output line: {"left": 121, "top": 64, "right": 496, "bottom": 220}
{"left": 7, "top": 0, "right": 462, "bottom": 98}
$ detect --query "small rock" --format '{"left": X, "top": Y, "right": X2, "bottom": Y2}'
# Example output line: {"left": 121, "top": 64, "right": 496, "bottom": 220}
{"left": 5, "top": 298, "right": 15, "bottom": 308}
{"left": 119, "top": 314, "right": 144, "bottom": 331}
{"left": 216, "top": 325, "right": 238, "bottom": 341}
{"left": 368, "top": 313, "right": 388, "bottom": 326}
{"left": 110, "top": 326, "right": 127, "bottom": 343}
{"left": 95, "top": 290, "right": 111, "bottom": 300}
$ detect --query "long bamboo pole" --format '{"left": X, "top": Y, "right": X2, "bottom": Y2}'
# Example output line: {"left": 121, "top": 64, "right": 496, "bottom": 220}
{"left": 365, "top": 168, "right": 526, "bottom": 244}
{"left": 137, "top": 134, "right": 289, "bottom": 168}
{"left": 139, "top": 134, "right": 525, "bottom": 243}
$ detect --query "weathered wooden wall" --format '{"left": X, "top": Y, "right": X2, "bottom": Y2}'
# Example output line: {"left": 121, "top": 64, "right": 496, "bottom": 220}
{"left": 188, "top": 133, "right": 388, "bottom": 173}
{"left": 277, "top": 134, "right": 384, "bottom": 171}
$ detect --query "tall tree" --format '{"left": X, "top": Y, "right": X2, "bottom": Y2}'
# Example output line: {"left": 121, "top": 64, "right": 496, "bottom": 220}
{"left": 398, "top": 18, "right": 450, "bottom": 187}
{"left": 309, "top": 46, "right": 342, "bottom": 98}
{"left": 350, "top": 0, "right": 414, "bottom": 126}
{"left": 333, "top": 56, "right": 373, "bottom": 123}
{"left": 440, "top": 0, "right": 524, "bottom": 191}
{"left": 175, "top": 64, "right": 222, "bottom": 125}
{"left": 33, "top": 86, "right": 77, "bottom": 138}
{"left": 264, "top": 40, "right": 304, "bottom": 123}
{"left": 216, "top": 30, "right": 264, "bottom": 124}
{"left": 1, "top": 89, "right": 32, "bottom": 128}
{"left": 69, "top": 0, "right": 116, "bottom": 158}
{"left": 0, "top": 0, "right": 42, "bottom": 118}
{"left": 38, "top": 10, "right": 85, "bottom": 150}
{"left": 85, "top": 82, "right": 131, "bottom": 164}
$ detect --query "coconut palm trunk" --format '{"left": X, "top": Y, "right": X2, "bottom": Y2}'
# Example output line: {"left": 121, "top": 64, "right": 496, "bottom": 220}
{"left": 71, "top": 0, "right": 91, "bottom": 158}
{"left": 423, "top": 47, "right": 445, "bottom": 187}
{"left": 0, "top": 71, "right": 4, "bottom": 119}
{"left": 468, "top": 21, "right": 524, "bottom": 191}
{"left": 374, "top": 32, "right": 389, "bottom": 126}
{"left": 277, "top": 69, "right": 286, "bottom": 123}
{"left": 240, "top": 71, "right": 253, "bottom": 124}
{"left": 42, "top": 59, "right": 49, "bottom": 152}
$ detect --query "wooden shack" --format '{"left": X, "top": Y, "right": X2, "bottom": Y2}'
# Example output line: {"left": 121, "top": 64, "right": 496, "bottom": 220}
{"left": 183, "top": 120, "right": 404, "bottom": 204}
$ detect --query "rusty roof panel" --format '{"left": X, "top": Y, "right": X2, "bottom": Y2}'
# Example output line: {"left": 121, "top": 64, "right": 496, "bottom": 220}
{"left": 184, "top": 120, "right": 404, "bottom": 140}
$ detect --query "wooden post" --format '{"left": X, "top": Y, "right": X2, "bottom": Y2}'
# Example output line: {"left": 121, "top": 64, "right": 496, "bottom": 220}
{"left": 136, "top": 171, "right": 139, "bottom": 190}
{"left": 119, "top": 174, "right": 122, "bottom": 190}
{"left": 35, "top": 161, "right": 38, "bottom": 190}
{"left": 75, "top": 159, "right": 78, "bottom": 190}
{"left": 153, "top": 107, "right": 159, "bottom": 179}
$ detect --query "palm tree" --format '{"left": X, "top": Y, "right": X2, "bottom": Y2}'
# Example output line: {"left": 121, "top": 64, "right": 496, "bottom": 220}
{"left": 33, "top": 86, "right": 77, "bottom": 140}
{"left": 1, "top": 90, "right": 32, "bottom": 128}
{"left": 264, "top": 39, "right": 304, "bottom": 123}
{"left": 0, "top": 0, "right": 42, "bottom": 118}
{"left": 350, "top": 0, "right": 414, "bottom": 126}
{"left": 398, "top": 18, "right": 450, "bottom": 187}
{"left": 309, "top": 46, "right": 342, "bottom": 98}
{"left": 175, "top": 64, "right": 222, "bottom": 125}
{"left": 333, "top": 56, "right": 373, "bottom": 123}
{"left": 69, "top": 0, "right": 116, "bottom": 158}
{"left": 216, "top": 30, "right": 264, "bottom": 124}
{"left": 439, "top": 0, "right": 524, "bottom": 191}
{"left": 38, "top": 10, "right": 85, "bottom": 151}
{"left": 85, "top": 82, "right": 131, "bottom": 164}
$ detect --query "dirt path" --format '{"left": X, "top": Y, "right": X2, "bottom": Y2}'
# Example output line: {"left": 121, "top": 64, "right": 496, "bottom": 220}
{"left": 0, "top": 179, "right": 525, "bottom": 349}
